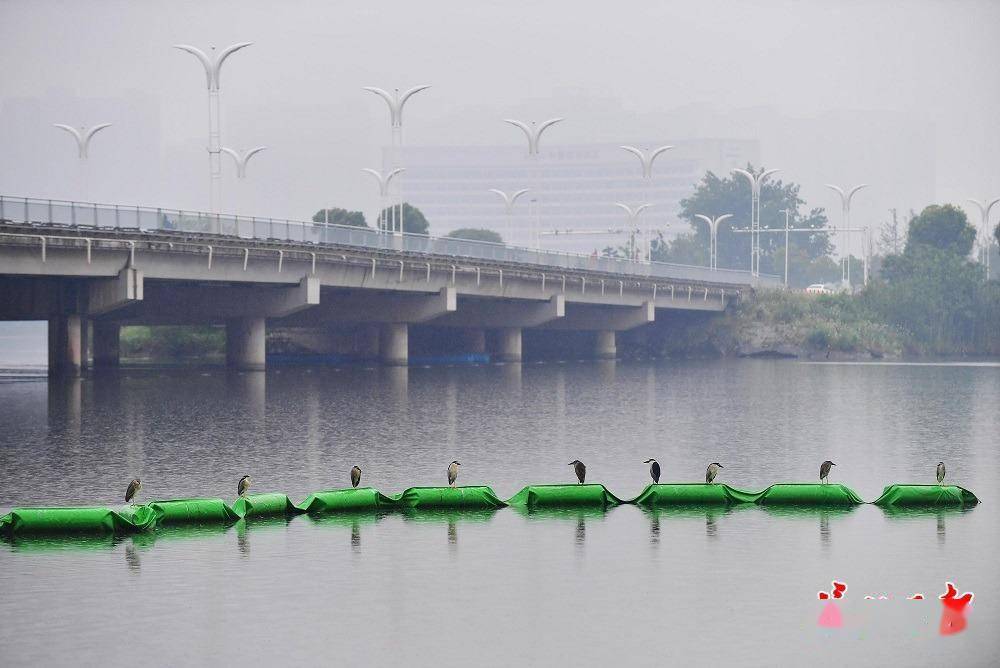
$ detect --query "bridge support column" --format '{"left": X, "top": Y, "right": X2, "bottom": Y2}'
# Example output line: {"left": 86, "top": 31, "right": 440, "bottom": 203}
{"left": 226, "top": 317, "right": 266, "bottom": 371}
{"left": 380, "top": 323, "right": 408, "bottom": 366}
{"left": 496, "top": 327, "right": 522, "bottom": 363}
{"left": 595, "top": 330, "right": 616, "bottom": 360}
{"left": 48, "top": 314, "right": 83, "bottom": 377}
{"left": 465, "top": 328, "right": 487, "bottom": 354}
{"left": 92, "top": 321, "right": 120, "bottom": 368}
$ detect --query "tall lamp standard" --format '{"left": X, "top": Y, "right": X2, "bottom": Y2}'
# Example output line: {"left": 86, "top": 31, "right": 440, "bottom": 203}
{"left": 694, "top": 213, "right": 733, "bottom": 271}
{"left": 488, "top": 188, "right": 530, "bottom": 244}
{"left": 733, "top": 168, "right": 780, "bottom": 277}
{"left": 173, "top": 42, "right": 253, "bottom": 213}
{"left": 824, "top": 183, "right": 868, "bottom": 287}
{"left": 53, "top": 123, "right": 112, "bottom": 201}
{"left": 968, "top": 198, "right": 1000, "bottom": 280}
{"left": 621, "top": 145, "right": 673, "bottom": 261}
{"left": 221, "top": 146, "right": 267, "bottom": 216}
{"left": 504, "top": 118, "right": 564, "bottom": 249}
{"left": 362, "top": 167, "right": 405, "bottom": 233}
{"left": 614, "top": 203, "right": 653, "bottom": 261}
{"left": 363, "top": 86, "right": 430, "bottom": 236}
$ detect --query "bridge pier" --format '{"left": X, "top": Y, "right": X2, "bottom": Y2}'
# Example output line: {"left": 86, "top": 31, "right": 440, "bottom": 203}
{"left": 594, "top": 330, "right": 616, "bottom": 360}
{"left": 380, "top": 323, "right": 408, "bottom": 366}
{"left": 495, "top": 327, "right": 522, "bottom": 363}
{"left": 48, "top": 314, "right": 83, "bottom": 377}
{"left": 226, "top": 317, "right": 266, "bottom": 371}
{"left": 92, "top": 321, "right": 121, "bottom": 368}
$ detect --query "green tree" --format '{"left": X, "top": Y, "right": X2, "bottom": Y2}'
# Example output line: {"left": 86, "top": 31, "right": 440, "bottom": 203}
{"left": 379, "top": 202, "right": 429, "bottom": 235}
{"left": 311, "top": 207, "right": 367, "bottom": 227}
{"left": 904, "top": 204, "right": 975, "bottom": 256}
{"left": 673, "top": 166, "right": 832, "bottom": 282}
{"left": 445, "top": 228, "right": 503, "bottom": 243}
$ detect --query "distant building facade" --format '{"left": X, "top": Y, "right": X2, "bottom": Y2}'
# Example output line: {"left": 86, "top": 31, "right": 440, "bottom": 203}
{"left": 385, "top": 138, "right": 759, "bottom": 253}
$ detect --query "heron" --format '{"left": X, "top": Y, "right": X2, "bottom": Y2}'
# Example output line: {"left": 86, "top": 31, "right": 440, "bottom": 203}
{"left": 125, "top": 478, "right": 141, "bottom": 504}
{"left": 238, "top": 474, "right": 252, "bottom": 497}
{"left": 936, "top": 462, "right": 946, "bottom": 485}
{"left": 644, "top": 459, "right": 661, "bottom": 484}
{"left": 569, "top": 460, "right": 586, "bottom": 484}
{"left": 447, "top": 461, "right": 461, "bottom": 487}
{"left": 820, "top": 460, "right": 836, "bottom": 484}
{"left": 705, "top": 462, "right": 723, "bottom": 484}
{"left": 351, "top": 466, "right": 362, "bottom": 489}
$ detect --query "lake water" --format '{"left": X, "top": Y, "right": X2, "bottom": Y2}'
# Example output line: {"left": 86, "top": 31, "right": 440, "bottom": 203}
{"left": 0, "top": 360, "right": 997, "bottom": 666}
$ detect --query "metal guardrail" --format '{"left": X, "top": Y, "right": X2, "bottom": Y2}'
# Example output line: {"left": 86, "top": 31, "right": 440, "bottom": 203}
{"left": 0, "top": 196, "right": 778, "bottom": 286}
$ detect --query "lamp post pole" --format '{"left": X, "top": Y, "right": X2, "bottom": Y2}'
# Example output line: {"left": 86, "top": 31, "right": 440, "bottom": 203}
{"left": 53, "top": 123, "right": 112, "bottom": 201}
{"left": 174, "top": 42, "right": 253, "bottom": 213}
{"left": 733, "top": 168, "right": 780, "bottom": 277}
{"left": 620, "top": 145, "right": 673, "bottom": 261}
{"left": 824, "top": 183, "right": 868, "bottom": 287}
{"left": 781, "top": 209, "right": 791, "bottom": 287}
{"left": 968, "top": 198, "right": 1000, "bottom": 281}
{"left": 504, "top": 118, "right": 564, "bottom": 249}
{"left": 488, "top": 188, "right": 530, "bottom": 244}
{"left": 221, "top": 146, "right": 267, "bottom": 215}
{"left": 363, "top": 86, "right": 430, "bottom": 236}
{"left": 614, "top": 203, "right": 653, "bottom": 261}
{"left": 362, "top": 168, "right": 405, "bottom": 234}
{"left": 694, "top": 214, "right": 733, "bottom": 270}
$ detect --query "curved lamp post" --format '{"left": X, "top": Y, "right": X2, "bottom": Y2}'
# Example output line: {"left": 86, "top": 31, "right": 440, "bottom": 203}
{"left": 221, "top": 146, "right": 267, "bottom": 178}
{"left": 362, "top": 167, "right": 405, "bottom": 232}
{"left": 174, "top": 42, "right": 253, "bottom": 213}
{"left": 614, "top": 202, "right": 653, "bottom": 261}
{"left": 488, "top": 188, "right": 530, "bottom": 244}
{"left": 364, "top": 85, "right": 430, "bottom": 237}
{"left": 825, "top": 183, "right": 868, "bottom": 286}
{"left": 733, "top": 168, "right": 780, "bottom": 276}
{"left": 694, "top": 213, "right": 733, "bottom": 271}
{"left": 53, "top": 123, "right": 112, "bottom": 159}
{"left": 504, "top": 118, "right": 564, "bottom": 249}
{"left": 968, "top": 198, "right": 1000, "bottom": 280}
{"left": 621, "top": 145, "right": 673, "bottom": 261}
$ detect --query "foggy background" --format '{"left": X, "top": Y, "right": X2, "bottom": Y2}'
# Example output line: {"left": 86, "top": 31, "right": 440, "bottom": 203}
{"left": 1, "top": 0, "right": 998, "bottom": 250}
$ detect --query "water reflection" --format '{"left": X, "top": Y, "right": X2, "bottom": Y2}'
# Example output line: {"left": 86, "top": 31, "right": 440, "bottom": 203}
{"left": 125, "top": 542, "right": 140, "bottom": 574}
{"left": 351, "top": 520, "right": 361, "bottom": 552}
{"left": 575, "top": 516, "right": 586, "bottom": 546}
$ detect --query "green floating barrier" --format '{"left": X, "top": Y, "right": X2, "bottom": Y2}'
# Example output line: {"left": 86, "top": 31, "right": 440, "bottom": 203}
{"left": 755, "top": 484, "right": 864, "bottom": 507}
{"left": 389, "top": 486, "right": 507, "bottom": 510}
{"left": 147, "top": 498, "right": 241, "bottom": 526}
{"left": 0, "top": 506, "right": 155, "bottom": 537}
{"left": 507, "top": 484, "right": 622, "bottom": 509}
{"left": 873, "top": 485, "right": 979, "bottom": 508}
{"left": 232, "top": 493, "right": 301, "bottom": 519}
{"left": 631, "top": 483, "right": 759, "bottom": 507}
{"left": 298, "top": 488, "right": 394, "bottom": 514}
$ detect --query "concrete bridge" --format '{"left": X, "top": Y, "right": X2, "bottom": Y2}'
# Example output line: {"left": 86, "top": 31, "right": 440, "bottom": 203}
{"left": 0, "top": 196, "right": 776, "bottom": 375}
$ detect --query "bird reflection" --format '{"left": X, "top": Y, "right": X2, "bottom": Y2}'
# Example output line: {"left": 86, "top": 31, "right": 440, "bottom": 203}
{"left": 351, "top": 520, "right": 361, "bottom": 552}
{"left": 447, "top": 518, "right": 458, "bottom": 548}
{"left": 237, "top": 521, "right": 250, "bottom": 557}
{"left": 937, "top": 512, "right": 946, "bottom": 545}
{"left": 705, "top": 511, "right": 718, "bottom": 538}
{"left": 649, "top": 513, "right": 660, "bottom": 545}
{"left": 820, "top": 512, "right": 831, "bottom": 547}
{"left": 125, "top": 542, "right": 140, "bottom": 573}
{"left": 575, "top": 516, "right": 586, "bottom": 546}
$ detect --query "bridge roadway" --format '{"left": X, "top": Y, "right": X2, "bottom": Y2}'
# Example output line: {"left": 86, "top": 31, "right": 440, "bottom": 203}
{"left": 0, "top": 210, "right": 770, "bottom": 375}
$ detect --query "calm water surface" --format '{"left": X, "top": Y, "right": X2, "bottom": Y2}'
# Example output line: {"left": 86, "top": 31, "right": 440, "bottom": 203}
{"left": 0, "top": 360, "right": 997, "bottom": 666}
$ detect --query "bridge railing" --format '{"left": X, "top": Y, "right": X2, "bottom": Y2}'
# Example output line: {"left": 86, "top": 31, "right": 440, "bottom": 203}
{"left": 0, "top": 196, "right": 778, "bottom": 286}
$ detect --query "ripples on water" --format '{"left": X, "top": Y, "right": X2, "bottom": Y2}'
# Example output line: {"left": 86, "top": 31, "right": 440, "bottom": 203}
{"left": 0, "top": 360, "right": 997, "bottom": 666}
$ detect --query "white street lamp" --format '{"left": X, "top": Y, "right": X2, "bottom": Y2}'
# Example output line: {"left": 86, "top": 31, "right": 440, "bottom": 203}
{"left": 733, "top": 168, "right": 780, "bottom": 276}
{"left": 504, "top": 118, "right": 564, "bottom": 249}
{"left": 53, "top": 123, "right": 112, "bottom": 202}
{"left": 824, "top": 183, "right": 868, "bottom": 287}
{"left": 488, "top": 188, "right": 530, "bottom": 244}
{"left": 968, "top": 198, "right": 1000, "bottom": 280}
{"left": 362, "top": 167, "right": 405, "bottom": 232}
{"left": 364, "top": 85, "right": 430, "bottom": 237}
{"left": 174, "top": 42, "right": 253, "bottom": 213}
{"left": 621, "top": 145, "right": 673, "bottom": 262}
{"left": 694, "top": 213, "right": 733, "bottom": 271}
{"left": 614, "top": 203, "right": 653, "bottom": 262}
{"left": 221, "top": 146, "right": 267, "bottom": 178}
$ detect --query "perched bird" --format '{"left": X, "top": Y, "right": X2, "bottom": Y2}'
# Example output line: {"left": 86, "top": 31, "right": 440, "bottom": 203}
{"left": 936, "top": 462, "right": 946, "bottom": 485}
{"left": 705, "top": 462, "right": 723, "bottom": 484}
{"left": 447, "top": 461, "right": 461, "bottom": 487}
{"left": 351, "top": 465, "right": 362, "bottom": 489}
{"left": 125, "top": 478, "right": 142, "bottom": 504}
{"left": 238, "top": 475, "right": 252, "bottom": 497}
{"left": 644, "top": 459, "right": 661, "bottom": 484}
{"left": 820, "top": 460, "right": 836, "bottom": 484}
{"left": 569, "top": 460, "right": 586, "bottom": 484}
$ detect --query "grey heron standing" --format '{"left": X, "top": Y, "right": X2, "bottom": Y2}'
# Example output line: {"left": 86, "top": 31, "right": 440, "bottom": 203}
{"left": 705, "top": 462, "right": 723, "bottom": 484}
{"left": 125, "top": 478, "right": 141, "bottom": 504}
{"left": 351, "top": 466, "right": 362, "bottom": 489}
{"left": 644, "top": 459, "right": 661, "bottom": 484}
{"left": 820, "top": 460, "right": 836, "bottom": 484}
{"left": 238, "top": 474, "right": 252, "bottom": 497}
{"left": 447, "top": 461, "right": 461, "bottom": 487}
{"left": 569, "top": 460, "right": 586, "bottom": 484}
{"left": 937, "top": 462, "right": 946, "bottom": 485}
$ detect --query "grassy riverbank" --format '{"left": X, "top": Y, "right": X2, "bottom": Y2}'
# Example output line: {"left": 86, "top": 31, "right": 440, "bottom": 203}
{"left": 120, "top": 326, "right": 225, "bottom": 362}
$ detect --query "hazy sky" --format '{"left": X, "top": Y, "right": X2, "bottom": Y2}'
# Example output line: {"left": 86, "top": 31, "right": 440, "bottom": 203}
{"left": 2, "top": 0, "right": 998, "bottom": 243}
